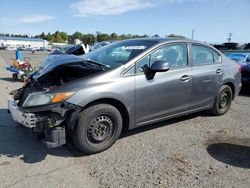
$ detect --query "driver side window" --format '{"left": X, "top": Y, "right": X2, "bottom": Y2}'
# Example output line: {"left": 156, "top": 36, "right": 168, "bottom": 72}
{"left": 135, "top": 44, "right": 187, "bottom": 73}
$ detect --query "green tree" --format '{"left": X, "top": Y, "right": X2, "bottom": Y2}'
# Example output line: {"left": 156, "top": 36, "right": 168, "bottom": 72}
{"left": 60, "top": 32, "right": 68, "bottom": 42}
{"left": 40, "top": 32, "right": 46, "bottom": 39}
{"left": 51, "top": 31, "right": 65, "bottom": 43}
{"left": 97, "top": 33, "right": 112, "bottom": 42}
{"left": 82, "top": 34, "right": 95, "bottom": 45}
{"left": 167, "top": 34, "right": 185, "bottom": 38}
{"left": 110, "top": 33, "right": 118, "bottom": 40}
{"left": 46, "top": 32, "right": 52, "bottom": 41}
{"left": 72, "top": 32, "right": 83, "bottom": 40}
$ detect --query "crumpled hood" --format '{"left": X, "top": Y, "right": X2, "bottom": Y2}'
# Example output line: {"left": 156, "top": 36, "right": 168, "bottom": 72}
{"left": 32, "top": 54, "right": 86, "bottom": 81}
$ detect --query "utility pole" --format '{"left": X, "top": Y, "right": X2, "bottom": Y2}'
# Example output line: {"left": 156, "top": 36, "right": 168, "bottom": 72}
{"left": 191, "top": 29, "right": 194, "bottom": 40}
{"left": 228, "top": 33, "right": 232, "bottom": 42}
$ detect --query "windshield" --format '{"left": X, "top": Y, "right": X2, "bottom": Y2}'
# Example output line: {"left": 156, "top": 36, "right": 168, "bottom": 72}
{"left": 227, "top": 53, "right": 247, "bottom": 62}
{"left": 81, "top": 40, "right": 158, "bottom": 68}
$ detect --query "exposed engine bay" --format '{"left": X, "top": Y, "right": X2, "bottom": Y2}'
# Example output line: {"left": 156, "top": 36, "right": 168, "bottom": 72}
{"left": 9, "top": 58, "right": 106, "bottom": 148}
{"left": 13, "top": 60, "right": 105, "bottom": 106}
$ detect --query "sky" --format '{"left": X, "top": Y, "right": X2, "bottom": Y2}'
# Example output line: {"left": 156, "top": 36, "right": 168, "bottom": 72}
{"left": 0, "top": 0, "right": 249, "bottom": 43}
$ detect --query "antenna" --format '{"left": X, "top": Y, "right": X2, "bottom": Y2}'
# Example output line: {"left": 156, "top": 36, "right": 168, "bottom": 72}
{"left": 191, "top": 29, "right": 194, "bottom": 40}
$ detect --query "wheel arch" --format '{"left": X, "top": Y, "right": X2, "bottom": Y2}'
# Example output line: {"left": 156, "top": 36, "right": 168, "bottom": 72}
{"left": 67, "top": 98, "right": 130, "bottom": 133}
{"left": 222, "top": 81, "right": 235, "bottom": 100}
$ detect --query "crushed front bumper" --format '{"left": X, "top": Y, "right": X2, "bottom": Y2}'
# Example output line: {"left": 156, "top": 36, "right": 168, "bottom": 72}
{"left": 8, "top": 98, "right": 68, "bottom": 148}
{"left": 8, "top": 99, "right": 37, "bottom": 128}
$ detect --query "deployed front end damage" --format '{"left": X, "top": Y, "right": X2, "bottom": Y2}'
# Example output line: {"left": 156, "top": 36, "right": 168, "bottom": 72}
{"left": 8, "top": 98, "right": 80, "bottom": 147}
{"left": 8, "top": 55, "right": 106, "bottom": 148}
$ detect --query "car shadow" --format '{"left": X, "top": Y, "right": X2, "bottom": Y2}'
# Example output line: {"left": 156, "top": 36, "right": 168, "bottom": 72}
{"left": 0, "top": 77, "right": 16, "bottom": 82}
{"left": 239, "top": 83, "right": 250, "bottom": 96}
{"left": 0, "top": 108, "right": 84, "bottom": 164}
{"left": 207, "top": 138, "right": 250, "bottom": 169}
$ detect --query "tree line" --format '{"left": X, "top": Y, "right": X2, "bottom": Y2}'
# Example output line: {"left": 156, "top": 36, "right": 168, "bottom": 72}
{"left": 34, "top": 31, "right": 153, "bottom": 44}
{"left": 0, "top": 32, "right": 185, "bottom": 45}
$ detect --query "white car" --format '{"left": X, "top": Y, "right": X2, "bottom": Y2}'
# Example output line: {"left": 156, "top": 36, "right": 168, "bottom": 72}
{"left": 6, "top": 46, "right": 17, "bottom": 51}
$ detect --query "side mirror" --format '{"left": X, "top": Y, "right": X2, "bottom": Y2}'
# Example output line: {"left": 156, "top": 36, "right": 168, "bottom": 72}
{"left": 150, "top": 60, "right": 170, "bottom": 72}
{"left": 145, "top": 60, "right": 170, "bottom": 80}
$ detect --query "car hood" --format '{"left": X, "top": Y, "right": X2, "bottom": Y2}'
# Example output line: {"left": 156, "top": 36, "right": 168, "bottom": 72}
{"left": 32, "top": 55, "right": 89, "bottom": 81}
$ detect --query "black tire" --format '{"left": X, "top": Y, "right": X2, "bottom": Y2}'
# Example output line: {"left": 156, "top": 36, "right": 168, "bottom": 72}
{"left": 12, "top": 73, "right": 18, "bottom": 81}
{"left": 73, "top": 103, "right": 123, "bottom": 154}
{"left": 211, "top": 85, "right": 233, "bottom": 116}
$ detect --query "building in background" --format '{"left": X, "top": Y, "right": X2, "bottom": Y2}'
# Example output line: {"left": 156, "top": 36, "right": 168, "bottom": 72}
{"left": 0, "top": 36, "right": 48, "bottom": 50}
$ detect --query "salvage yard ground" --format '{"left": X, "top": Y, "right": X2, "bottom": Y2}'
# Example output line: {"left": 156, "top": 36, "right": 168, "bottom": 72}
{"left": 0, "top": 50, "right": 249, "bottom": 188}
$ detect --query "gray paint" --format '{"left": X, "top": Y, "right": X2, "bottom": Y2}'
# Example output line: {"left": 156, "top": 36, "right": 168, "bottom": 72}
{"left": 35, "top": 38, "right": 242, "bottom": 130}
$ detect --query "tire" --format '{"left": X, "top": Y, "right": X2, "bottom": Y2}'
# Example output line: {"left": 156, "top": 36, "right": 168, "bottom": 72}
{"left": 211, "top": 85, "right": 233, "bottom": 116}
{"left": 73, "top": 103, "right": 123, "bottom": 154}
{"left": 12, "top": 73, "right": 18, "bottom": 81}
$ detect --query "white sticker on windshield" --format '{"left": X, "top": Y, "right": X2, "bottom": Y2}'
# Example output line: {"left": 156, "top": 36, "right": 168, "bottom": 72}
{"left": 124, "top": 46, "right": 146, "bottom": 50}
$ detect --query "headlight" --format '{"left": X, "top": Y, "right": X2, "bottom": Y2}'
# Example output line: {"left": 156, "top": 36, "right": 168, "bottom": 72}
{"left": 22, "top": 92, "right": 75, "bottom": 107}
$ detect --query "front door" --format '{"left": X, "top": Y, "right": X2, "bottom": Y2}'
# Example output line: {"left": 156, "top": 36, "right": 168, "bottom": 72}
{"left": 135, "top": 43, "right": 192, "bottom": 126}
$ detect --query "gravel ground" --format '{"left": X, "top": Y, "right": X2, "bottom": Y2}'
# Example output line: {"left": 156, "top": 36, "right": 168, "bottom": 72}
{"left": 0, "top": 50, "right": 249, "bottom": 188}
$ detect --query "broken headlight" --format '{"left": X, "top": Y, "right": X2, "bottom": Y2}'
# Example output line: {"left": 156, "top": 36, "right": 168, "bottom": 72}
{"left": 22, "top": 92, "right": 75, "bottom": 107}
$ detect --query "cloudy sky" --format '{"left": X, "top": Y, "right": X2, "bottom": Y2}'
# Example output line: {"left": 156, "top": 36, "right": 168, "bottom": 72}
{"left": 0, "top": 0, "right": 249, "bottom": 43}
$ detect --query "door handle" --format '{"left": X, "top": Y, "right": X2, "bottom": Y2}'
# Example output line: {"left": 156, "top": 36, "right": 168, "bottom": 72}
{"left": 216, "top": 69, "right": 223, "bottom": 74}
{"left": 180, "top": 75, "right": 192, "bottom": 82}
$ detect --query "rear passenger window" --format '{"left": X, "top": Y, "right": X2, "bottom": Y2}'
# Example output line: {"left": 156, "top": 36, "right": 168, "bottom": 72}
{"left": 192, "top": 45, "right": 214, "bottom": 66}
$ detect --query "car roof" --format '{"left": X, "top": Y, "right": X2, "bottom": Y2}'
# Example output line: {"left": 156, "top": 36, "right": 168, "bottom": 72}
{"left": 126, "top": 37, "right": 200, "bottom": 44}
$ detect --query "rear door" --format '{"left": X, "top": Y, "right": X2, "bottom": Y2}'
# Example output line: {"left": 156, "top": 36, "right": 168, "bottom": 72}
{"left": 190, "top": 44, "right": 223, "bottom": 109}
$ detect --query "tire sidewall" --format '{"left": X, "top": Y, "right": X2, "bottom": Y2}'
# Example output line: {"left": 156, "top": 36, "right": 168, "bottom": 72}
{"left": 74, "top": 104, "right": 123, "bottom": 154}
{"left": 213, "top": 85, "right": 233, "bottom": 115}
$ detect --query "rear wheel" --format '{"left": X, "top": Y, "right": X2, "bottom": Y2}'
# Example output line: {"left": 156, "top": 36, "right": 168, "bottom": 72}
{"left": 73, "top": 103, "right": 123, "bottom": 154}
{"left": 211, "top": 85, "right": 233, "bottom": 116}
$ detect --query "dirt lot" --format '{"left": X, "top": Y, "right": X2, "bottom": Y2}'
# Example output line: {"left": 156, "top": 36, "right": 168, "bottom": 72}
{"left": 0, "top": 50, "right": 249, "bottom": 188}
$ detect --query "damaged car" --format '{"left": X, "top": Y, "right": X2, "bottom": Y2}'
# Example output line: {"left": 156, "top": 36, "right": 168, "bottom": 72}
{"left": 8, "top": 38, "right": 242, "bottom": 154}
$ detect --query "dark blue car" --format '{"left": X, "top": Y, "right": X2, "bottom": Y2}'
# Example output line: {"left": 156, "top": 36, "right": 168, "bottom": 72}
{"left": 227, "top": 53, "right": 250, "bottom": 84}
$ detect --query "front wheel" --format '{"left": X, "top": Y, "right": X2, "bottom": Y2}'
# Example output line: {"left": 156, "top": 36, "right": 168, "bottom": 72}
{"left": 211, "top": 85, "right": 233, "bottom": 116}
{"left": 73, "top": 103, "right": 123, "bottom": 154}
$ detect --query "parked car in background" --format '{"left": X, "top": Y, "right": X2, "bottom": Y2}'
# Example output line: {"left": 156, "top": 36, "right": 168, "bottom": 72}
{"left": 90, "top": 41, "right": 111, "bottom": 51}
{"left": 8, "top": 38, "right": 241, "bottom": 154}
{"left": 90, "top": 41, "right": 119, "bottom": 51}
{"left": 5, "top": 46, "right": 17, "bottom": 51}
{"left": 227, "top": 53, "right": 250, "bottom": 84}
{"left": 0, "top": 44, "right": 5, "bottom": 50}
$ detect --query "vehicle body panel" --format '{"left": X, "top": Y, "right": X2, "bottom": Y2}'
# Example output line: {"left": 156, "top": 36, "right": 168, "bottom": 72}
{"left": 135, "top": 67, "right": 192, "bottom": 125}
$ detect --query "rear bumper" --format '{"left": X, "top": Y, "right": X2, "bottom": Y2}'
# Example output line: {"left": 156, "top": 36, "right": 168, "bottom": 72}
{"left": 235, "top": 82, "right": 242, "bottom": 97}
{"left": 234, "top": 82, "right": 242, "bottom": 97}
{"left": 8, "top": 99, "right": 37, "bottom": 128}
